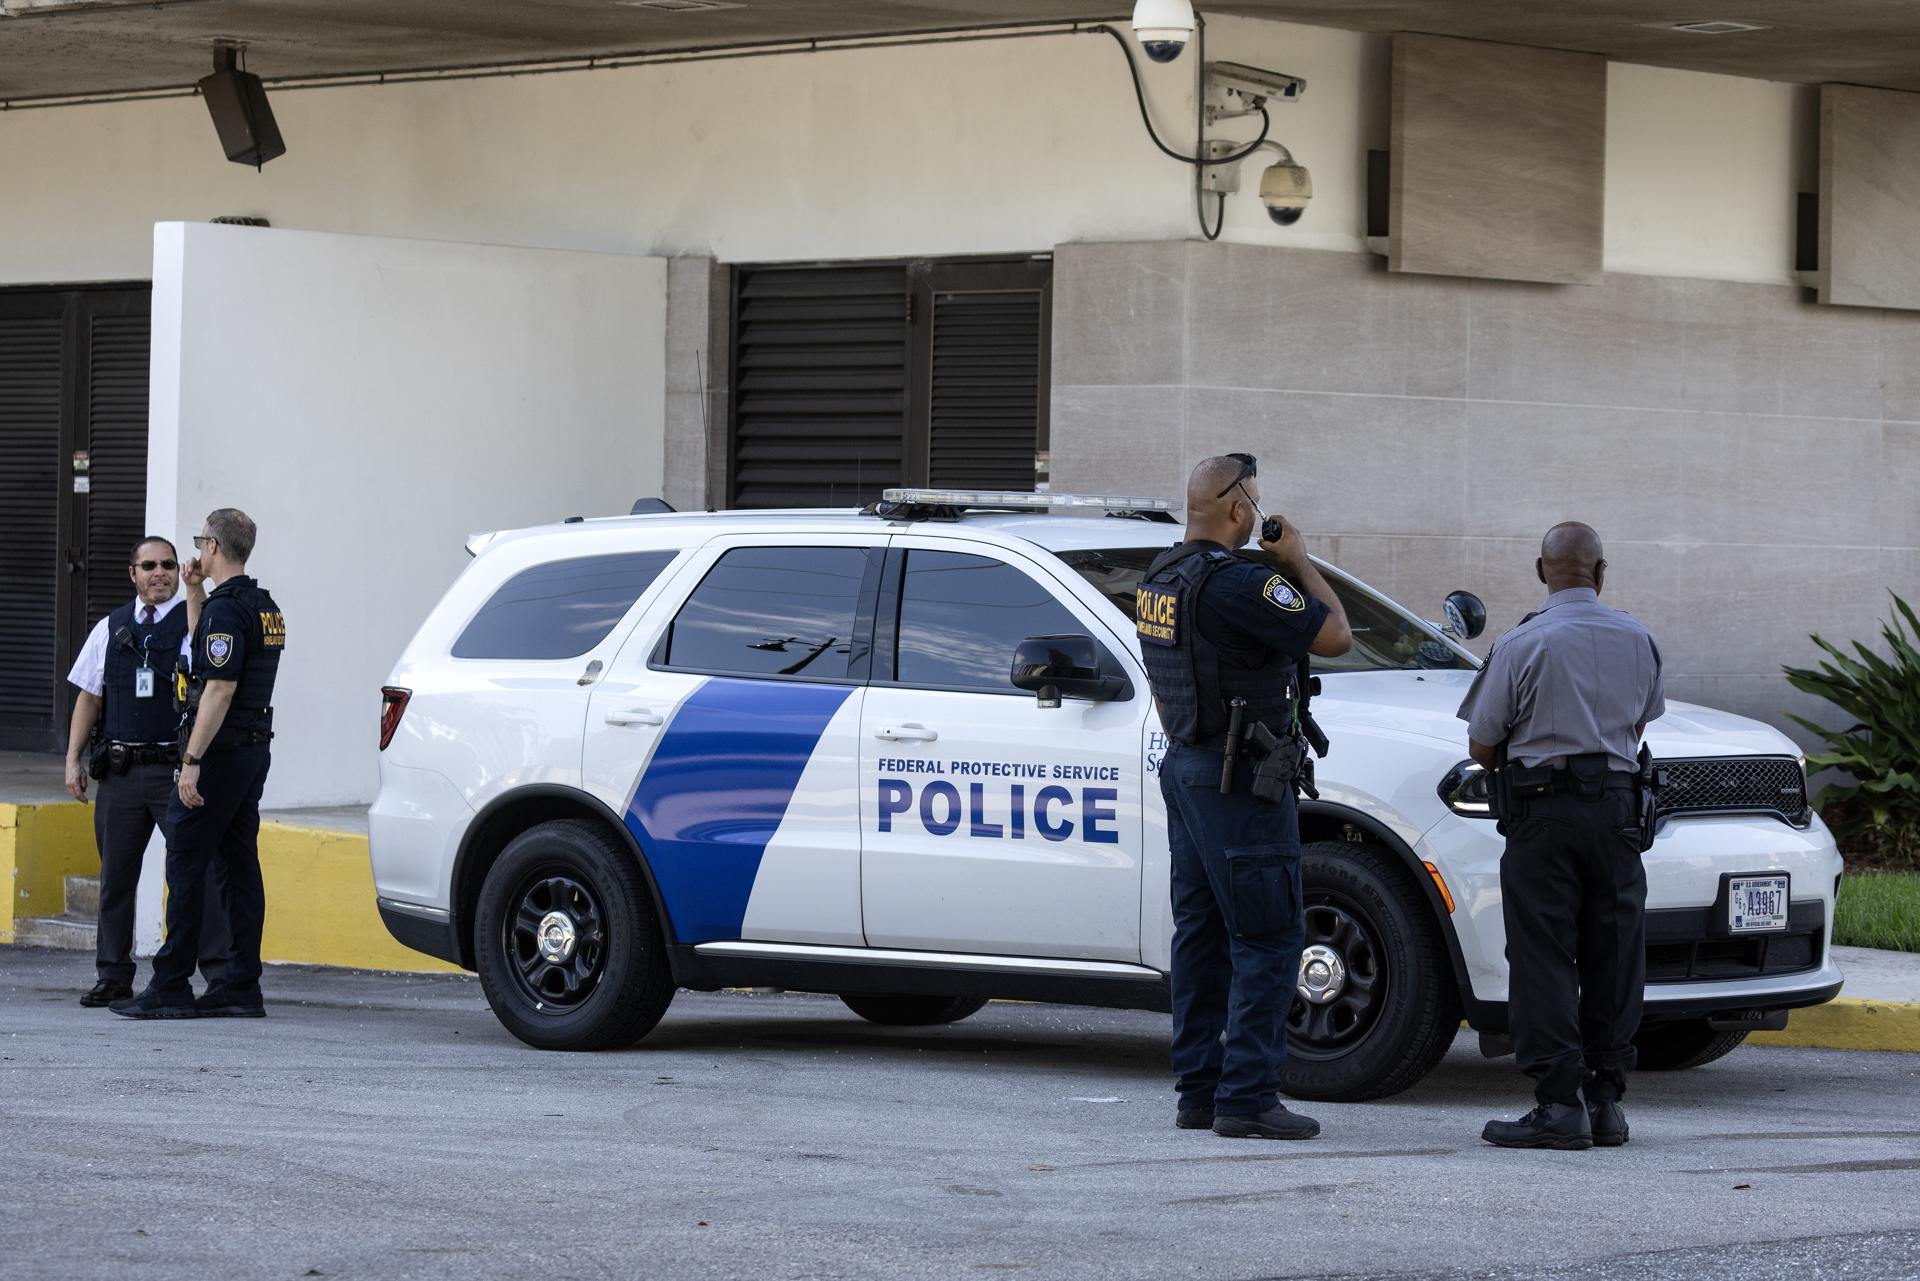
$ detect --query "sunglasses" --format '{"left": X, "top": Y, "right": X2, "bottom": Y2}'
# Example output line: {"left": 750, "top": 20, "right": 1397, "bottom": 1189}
{"left": 191, "top": 534, "right": 216, "bottom": 548}
{"left": 133, "top": 559, "right": 179, "bottom": 572}
{"left": 1213, "top": 452, "right": 1258, "bottom": 499}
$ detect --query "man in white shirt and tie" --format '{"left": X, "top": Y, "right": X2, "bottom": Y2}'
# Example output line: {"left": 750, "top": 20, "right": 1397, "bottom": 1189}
{"left": 64, "top": 536, "right": 228, "bottom": 1007}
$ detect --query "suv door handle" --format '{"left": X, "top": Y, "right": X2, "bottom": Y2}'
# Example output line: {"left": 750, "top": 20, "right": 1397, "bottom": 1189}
{"left": 874, "top": 724, "right": 937, "bottom": 742}
{"left": 604, "top": 708, "right": 664, "bottom": 727}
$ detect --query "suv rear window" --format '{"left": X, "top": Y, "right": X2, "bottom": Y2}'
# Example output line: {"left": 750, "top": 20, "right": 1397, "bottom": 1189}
{"left": 662, "top": 546, "right": 870, "bottom": 681}
{"left": 452, "top": 551, "right": 677, "bottom": 660}
{"left": 1055, "top": 547, "right": 1475, "bottom": 673}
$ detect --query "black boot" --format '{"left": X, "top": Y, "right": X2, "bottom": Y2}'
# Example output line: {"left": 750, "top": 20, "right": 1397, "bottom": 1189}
{"left": 1482, "top": 1098, "right": 1593, "bottom": 1150}
{"left": 1587, "top": 1096, "right": 1629, "bottom": 1147}
{"left": 195, "top": 981, "right": 266, "bottom": 1019}
{"left": 1175, "top": 1107, "right": 1215, "bottom": 1130}
{"left": 81, "top": 978, "right": 134, "bottom": 1008}
{"left": 1212, "top": 1106, "right": 1320, "bottom": 1140}
{"left": 109, "top": 986, "right": 200, "bottom": 1020}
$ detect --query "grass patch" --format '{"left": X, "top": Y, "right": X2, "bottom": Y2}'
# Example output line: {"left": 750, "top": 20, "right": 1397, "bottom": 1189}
{"left": 1834, "top": 871, "right": 1920, "bottom": 953}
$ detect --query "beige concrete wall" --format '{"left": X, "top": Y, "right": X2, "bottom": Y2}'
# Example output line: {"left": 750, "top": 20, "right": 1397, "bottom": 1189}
{"left": 1050, "top": 240, "right": 1920, "bottom": 743}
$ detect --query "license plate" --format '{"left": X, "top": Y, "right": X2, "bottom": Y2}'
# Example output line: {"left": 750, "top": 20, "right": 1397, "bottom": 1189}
{"left": 1729, "top": 875, "right": 1789, "bottom": 934}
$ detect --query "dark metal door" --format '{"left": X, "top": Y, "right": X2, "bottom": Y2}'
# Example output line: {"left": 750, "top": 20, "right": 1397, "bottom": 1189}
{"left": 0, "top": 286, "right": 152, "bottom": 752}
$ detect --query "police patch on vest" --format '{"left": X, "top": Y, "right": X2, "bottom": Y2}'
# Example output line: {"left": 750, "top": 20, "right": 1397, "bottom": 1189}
{"left": 1134, "top": 583, "right": 1180, "bottom": 647}
{"left": 206, "top": 634, "right": 235, "bottom": 667}
{"left": 1262, "top": 575, "right": 1305, "bottom": 613}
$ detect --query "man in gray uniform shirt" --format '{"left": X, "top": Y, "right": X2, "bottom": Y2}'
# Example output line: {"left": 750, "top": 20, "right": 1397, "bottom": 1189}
{"left": 1457, "top": 522, "right": 1664, "bottom": 1151}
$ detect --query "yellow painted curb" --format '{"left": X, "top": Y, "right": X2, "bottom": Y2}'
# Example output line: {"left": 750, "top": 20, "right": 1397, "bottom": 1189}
{"left": 256, "top": 822, "right": 462, "bottom": 975}
{"left": 1750, "top": 997, "right": 1920, "bottom": 1054}
{"left": 0, "top": 802, "right": 99, "bottom": 945}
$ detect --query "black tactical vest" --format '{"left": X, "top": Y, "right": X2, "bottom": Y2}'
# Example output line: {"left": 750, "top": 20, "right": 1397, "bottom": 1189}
{"left": 102, "top": 601, "right": 190, "bottom": 744}
{"left": 1135, "top": 543, "right": 1296, "bottom": 746}
{"left": 188, "top": 577, "right": 285, "bottom": 748}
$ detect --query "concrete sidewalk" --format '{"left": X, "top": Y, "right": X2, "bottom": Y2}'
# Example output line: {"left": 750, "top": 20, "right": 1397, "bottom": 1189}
{"left": 1754, "top": 944, "right": 1920, "bottom": 1053}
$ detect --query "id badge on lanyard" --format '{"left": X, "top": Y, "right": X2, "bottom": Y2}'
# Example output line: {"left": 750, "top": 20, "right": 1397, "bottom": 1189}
{"left": 135, "top": 636, "right": 155, "bottom": 699}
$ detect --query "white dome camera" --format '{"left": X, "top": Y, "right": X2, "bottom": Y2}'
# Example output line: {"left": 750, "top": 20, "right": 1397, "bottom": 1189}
{"left": 1131, "top": 0, "right": 1195, "bottom": 63}
{"left": 1259, "top": 148, "right": 1312, "bottom": 226}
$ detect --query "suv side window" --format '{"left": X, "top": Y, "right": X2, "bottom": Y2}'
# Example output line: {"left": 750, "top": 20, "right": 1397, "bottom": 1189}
{"left": 662, "top": 546, "right": 871, "bottom": 681}
{"left": 452, "top": 550, "right": 678, "bottom": 660}
{"left": 892, "top": 550, "right": 1090, "bottom": 694}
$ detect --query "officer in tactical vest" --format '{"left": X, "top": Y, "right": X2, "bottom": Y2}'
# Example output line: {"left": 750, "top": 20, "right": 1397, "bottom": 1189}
{"left": 1137, "top": 454, "right": 1352, "bottom": 1139}
{"left": 1457, "top": 522, "right": 1665, "bottom": 1150}
{"left": 114, "top": 508, "right": 286, "bottom": 1021}
{"left": 65, "top": 536, "right": 229, "bottom": 1007}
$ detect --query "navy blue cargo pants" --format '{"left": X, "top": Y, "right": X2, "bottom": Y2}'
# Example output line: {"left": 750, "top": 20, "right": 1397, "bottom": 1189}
{"left": 1160, "top": 742, "right": 1306, "bottom": 1117}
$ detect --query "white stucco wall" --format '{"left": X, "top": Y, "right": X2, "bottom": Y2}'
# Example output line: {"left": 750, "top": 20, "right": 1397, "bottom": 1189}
{"left": 0, "top": 18, "right": 1805, "bottom": 286}
{"left": 144, "top": 221, "right": 667, "bottom": 809}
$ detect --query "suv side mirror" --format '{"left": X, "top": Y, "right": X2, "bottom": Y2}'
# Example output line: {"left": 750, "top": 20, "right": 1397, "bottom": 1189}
{"left": 1443, "top": 590, "right": 1487, "bottom": 641}
{"left": 1010, "top": 635, "right": 1127, "bottom": 708}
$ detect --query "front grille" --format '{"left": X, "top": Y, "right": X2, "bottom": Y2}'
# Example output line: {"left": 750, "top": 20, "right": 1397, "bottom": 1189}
{"left": 1644, "top": 900, "right": 1824, "bottom": 983}
{"left": 1657, "top": 756, "right": 1809, "bottom": 827}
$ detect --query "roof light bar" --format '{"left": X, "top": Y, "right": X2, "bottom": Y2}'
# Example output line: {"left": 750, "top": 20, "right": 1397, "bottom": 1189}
{"left": 880, "top": 488, "right": 1175, "bottom": 513}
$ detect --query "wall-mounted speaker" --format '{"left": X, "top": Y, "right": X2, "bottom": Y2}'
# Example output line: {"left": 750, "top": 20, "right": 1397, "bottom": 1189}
{"left": 197, "top": 47, "right": 285, "bottom": 168}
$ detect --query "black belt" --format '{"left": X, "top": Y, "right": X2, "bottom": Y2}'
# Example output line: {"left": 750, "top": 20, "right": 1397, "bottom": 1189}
{"left": 110, "top": 742, "right": 178, "bottom": 765}
{"left": 1544, "top": 768, "right": 1635, "bottom": 794}
{"left": 1177, "top": 735, "right": 1232, "bottom": 753}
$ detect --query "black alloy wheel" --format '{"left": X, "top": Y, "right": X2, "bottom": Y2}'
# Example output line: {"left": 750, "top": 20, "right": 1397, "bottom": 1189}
{"left": 505, "top": 872, "right": 607, "bottom": 1012}
{"left": 1279, "top": 841, "right": 1460, "bottom": 1102}
{"left": 474, "top": 819, "right": 675, "bottom": 1051}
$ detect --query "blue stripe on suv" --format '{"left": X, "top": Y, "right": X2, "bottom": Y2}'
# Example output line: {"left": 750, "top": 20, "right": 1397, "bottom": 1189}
{"left": 624, "top": 677, "right": 854, "bottom": 943}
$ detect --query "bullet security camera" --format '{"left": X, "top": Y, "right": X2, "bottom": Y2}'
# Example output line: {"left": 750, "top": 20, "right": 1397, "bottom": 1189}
{"left": 1132, "top": 0, "right": 1195, "bottom": 63}
{"left": 1259, "top": 148, "right": 1312, "bottom": 226}
{"left": 1206, "top": 60, "right": 1308, "bottom": 105}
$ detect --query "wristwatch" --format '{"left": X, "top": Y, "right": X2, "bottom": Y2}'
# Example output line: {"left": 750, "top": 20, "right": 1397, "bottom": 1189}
{"left": 181, "top": 752, "right": 200, "bottom": 767}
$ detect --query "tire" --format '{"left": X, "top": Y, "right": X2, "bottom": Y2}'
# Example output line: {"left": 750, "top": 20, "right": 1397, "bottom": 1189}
{"left": 1633, "top": 1020, "right": 1750, "bottom": 1071}
{"left": 839, "top": 993, "right": 990, "bottom": 1026}
{"left": 1279, "top": 840, "right": 1460, "bottom": 1102}
{"left": 474, "top": 818, "right": 675, "bottom": 1051}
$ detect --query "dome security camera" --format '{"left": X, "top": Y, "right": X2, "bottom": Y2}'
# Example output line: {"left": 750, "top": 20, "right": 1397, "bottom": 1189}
{"left": 1131, "top": 0, "right": 1195, "bottom": 63}
{"left": 1259, "top": 154, "right": 1312, "bottom": 226}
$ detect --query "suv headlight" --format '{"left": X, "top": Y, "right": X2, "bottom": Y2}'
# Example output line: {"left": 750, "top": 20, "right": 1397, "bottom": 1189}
{"left": 1438, "top": 759, "right": 1494, "bottom": 817}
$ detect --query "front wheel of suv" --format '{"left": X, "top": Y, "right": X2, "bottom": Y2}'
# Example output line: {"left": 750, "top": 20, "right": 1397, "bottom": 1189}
{"left": 1279, "top": 841, "right": 1460, "bottom": 1102}
{"left": 474, "top": 819, "right": 675, "bottom": 1051}
{"left": 1632, "top": 1020, "right": 1750, "bottom": 1070}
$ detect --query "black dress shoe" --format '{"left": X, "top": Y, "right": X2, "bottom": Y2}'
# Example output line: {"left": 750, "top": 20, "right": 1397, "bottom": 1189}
{"left": 1483, "top": 1100, "right": 1593, "bottom": 1150}
{"left": 109, "top": 986, "right": 200, "bottom": 1020}
{"left": 194, "top": 982, "right": 266, "bottom": 1019}
{"left": 1588, "top": 1097, "right": 1629, "bottom": 1147}
{"left": 1176, "top": 1108, "right": 1215, "bottom": 1130}
{"left": 80, "top": 979, "right": 133, "bottom": 1008}
{"left": 1213, "top": 1106, "right": 1321, "bottom": 1140}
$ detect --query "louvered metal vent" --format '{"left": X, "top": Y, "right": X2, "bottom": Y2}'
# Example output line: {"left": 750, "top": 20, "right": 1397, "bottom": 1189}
{"left": 927, "top": 289, "right": 1043, "bottom": 491}
{"left": 84, "top": 311, "right": 152, "bottom": 629}
{"left": 731, "top": 265, "right": 908, "bottom": 509}
{"left": 0, "top": 313, "right": 64, "bottom": 723}
{"left": 1657, "top": 756, "right": 1810, "bottom": 827}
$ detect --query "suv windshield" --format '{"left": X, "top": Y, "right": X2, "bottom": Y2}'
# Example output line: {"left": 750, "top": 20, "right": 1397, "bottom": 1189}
{"left": 1055, "top": 547, "right": 1476, "bottom": 674}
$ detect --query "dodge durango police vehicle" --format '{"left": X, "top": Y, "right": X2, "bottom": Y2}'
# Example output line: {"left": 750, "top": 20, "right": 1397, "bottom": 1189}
{"left": 370, "top": 489, "right": 1844, "bottom": 1100}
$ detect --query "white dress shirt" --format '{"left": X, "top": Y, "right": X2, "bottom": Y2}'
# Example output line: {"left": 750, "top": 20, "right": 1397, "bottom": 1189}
{"left": 66, "top": 594, "right": 189, "bottom": 698}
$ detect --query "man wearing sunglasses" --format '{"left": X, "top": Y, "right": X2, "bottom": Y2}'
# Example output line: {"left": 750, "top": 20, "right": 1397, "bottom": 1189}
{"left": 1136, "top": 454, "right": 1351, "bottom": 1140}
{"left": 64, "top": 537, "right": 229, "bottom": 1008}
{"left": 113, "top": 509, "right": 286, "bottom": 1021}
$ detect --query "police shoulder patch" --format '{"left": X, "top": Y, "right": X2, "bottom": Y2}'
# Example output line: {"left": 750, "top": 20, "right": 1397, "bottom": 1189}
{"left": 1261, "top": 574, "right": 1305, "bottom": 613}
{"left": 206, "top": 634, "right": 235, "bottom": 667}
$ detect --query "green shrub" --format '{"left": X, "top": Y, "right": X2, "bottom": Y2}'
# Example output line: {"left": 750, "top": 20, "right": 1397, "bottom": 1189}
{"left": 1784, "top": 593, "right": 1920, "bottom": 870}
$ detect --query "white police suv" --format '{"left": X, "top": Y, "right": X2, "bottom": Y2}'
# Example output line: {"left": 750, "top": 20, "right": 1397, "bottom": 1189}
{"left": 370, "top": 490, "right": 1844, "bottom": 1100}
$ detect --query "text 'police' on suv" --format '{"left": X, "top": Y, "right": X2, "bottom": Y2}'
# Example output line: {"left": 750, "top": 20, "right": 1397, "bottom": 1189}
{"left": 369, "top": 490, "right": 1843, "bottom": 1100}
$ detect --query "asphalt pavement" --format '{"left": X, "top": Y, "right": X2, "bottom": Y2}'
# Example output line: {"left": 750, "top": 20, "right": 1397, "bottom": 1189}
{"left": 4, "top": 948, "right": 1919, "bottom": 1281}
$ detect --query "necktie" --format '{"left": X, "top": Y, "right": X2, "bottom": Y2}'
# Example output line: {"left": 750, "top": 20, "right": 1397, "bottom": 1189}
{"left": 140, "top": 606, "right": 154, "bottom": 626}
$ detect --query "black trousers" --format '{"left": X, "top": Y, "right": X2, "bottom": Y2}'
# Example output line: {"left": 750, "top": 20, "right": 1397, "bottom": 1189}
{"left": 93, "top": 759, "right": 227, "bottom": 985}
{"left": 1500, "top": 784, "right": 1648, "bottom": 1106}
{"left": 150, "top": 744, "right": 271, "bottom": 995}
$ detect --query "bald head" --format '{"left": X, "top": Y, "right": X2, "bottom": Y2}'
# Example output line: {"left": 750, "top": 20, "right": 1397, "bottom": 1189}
{"left": 1184, "top": 455, "right": 1259, "bottom": 546}
{"left": 1537, "top": 521, "right": 1606, "bottom": 594}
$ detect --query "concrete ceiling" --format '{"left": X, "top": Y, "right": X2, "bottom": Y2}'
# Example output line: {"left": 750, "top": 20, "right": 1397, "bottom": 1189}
{"left": 5, "top": 0, "right": 1920, "bottom": 103}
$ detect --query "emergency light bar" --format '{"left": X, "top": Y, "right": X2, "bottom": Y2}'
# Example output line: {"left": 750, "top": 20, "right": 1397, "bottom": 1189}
{"left": 875, "top": 488, "right": 1177, "bottom": 520}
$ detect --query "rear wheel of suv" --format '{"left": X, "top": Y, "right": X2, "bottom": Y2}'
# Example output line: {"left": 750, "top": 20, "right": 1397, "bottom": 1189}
{"left": 840, "top": 994, "right": 990, "bottom": 1026}
{"left": 1633, "top": 1020, "right": 1750, "bottom": 1070}
{"left": 475, "top": 819, "right": 675, "bottom": 1051}
{"left": 1280, "top": 841, "right": 1460, "bottom": 1102}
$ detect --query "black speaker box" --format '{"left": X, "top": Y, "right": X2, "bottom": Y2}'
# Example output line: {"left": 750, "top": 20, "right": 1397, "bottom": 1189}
{"left": 198, "top": 62, "right": 285, "bottom": 167}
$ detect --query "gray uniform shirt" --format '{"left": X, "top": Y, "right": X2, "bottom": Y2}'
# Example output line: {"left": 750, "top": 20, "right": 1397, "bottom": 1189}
{"left": 1456, "top": 587, "right": 1665, "bottom": 772}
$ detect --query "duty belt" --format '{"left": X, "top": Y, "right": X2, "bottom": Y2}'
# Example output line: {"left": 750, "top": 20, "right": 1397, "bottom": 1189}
{"left": 110, "top": 742, "right": 179, "bottom": 765}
